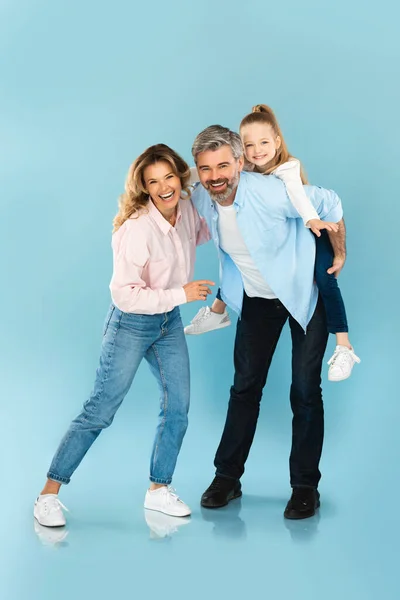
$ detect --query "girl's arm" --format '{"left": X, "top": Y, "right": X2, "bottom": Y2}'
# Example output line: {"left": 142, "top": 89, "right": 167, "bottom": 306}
{"left": 274, "top": 159, "right": 338, "bottom": 236}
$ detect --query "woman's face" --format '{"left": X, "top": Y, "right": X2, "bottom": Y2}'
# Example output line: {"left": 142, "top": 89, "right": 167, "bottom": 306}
{"left": 143, "top": 160, "right": 182, "bottom": 215}
{"left": 241, "top": 122, "right": 281, "bottom": 169}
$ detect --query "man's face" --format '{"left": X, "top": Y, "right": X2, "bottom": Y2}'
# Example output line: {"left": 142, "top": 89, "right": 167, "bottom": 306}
{"left": 196, "top": 145, "right": 244, "bottom": 205}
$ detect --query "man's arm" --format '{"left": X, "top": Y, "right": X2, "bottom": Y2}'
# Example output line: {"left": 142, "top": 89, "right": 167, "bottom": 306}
{"left": 327, "top": 218, "right": 346, "bottom": 277}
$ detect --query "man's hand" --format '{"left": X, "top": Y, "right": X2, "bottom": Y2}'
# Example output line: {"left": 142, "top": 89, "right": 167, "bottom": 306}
{"left": 327, "top": 254, "right": 346, "bottom": 278}
{"left": 326, "top": 218, "right": 346, "bottom": 277}
{"left": 307, "top": 218, "right": 339, "bottom": 237}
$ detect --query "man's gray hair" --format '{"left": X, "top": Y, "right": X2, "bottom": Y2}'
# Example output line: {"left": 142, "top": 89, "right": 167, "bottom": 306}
{"left": 192, "top": 125, "right": 243, "bottom": 162}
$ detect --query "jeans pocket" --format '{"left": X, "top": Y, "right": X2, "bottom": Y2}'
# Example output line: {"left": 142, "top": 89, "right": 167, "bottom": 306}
{"left": 103, "top": 305, "right": 115, "bottom": 337}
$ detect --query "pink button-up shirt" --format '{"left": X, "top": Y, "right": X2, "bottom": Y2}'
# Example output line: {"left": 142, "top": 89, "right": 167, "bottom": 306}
{"left": 110, "top": 198, "right": 210, "bottom": 314}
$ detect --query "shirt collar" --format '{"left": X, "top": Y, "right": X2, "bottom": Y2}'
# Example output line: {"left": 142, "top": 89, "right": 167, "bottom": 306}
{"left": 233, "top": 173, "right": 246, "bottom": 209}
{"left": 148, "top": 199, "right": 182, "bottom": 235}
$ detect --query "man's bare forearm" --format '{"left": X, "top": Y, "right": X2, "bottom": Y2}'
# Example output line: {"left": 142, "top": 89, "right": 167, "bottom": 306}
{"left": 328, "top": 218, "right": 346, "bottom": 257}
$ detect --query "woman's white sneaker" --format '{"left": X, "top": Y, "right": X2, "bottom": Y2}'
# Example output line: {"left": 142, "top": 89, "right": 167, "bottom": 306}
{"left": 328, "top": 345, "right": 361, "bottom": 382}
{"left": 144, "top": 486, "right": 191, "bottom": 517}
{"left": 184, "top": 306, "right": 231, "bottom": 335}
{"left": 34, "top": 494, "right": 68, "bottom": 527}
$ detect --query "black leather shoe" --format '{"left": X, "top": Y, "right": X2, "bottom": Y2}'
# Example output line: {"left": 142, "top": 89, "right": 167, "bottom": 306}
{"left": 284, "top": 488, "right": 320, "bottom": 520}
{"left": 201, "top": 476, "right": 242, "bottom": 508}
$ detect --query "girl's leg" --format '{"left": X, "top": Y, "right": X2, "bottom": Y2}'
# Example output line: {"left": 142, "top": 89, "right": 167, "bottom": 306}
{"left": 144, "top": 308, "right": 191, "bottom": 516}
{"left": 314, "top": 234, "right": 360, "bottom": 381}
{"left": 314, "top": 233, "right": 350, "bottom": 343}
{"left": 212, "top": 288, "right": 227, "bottom": 314}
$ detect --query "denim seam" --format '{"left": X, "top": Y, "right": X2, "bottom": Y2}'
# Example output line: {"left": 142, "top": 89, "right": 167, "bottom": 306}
{"left": 149, "top": 476, "right": 172, "bottom": 485}
{"left": 46, "top": 472, "right": 70, "bottom": 485}
{"left": 150, "top": 343, "right": 168, "bottom": 476}
{"left": 81, "top": 311, "right": 122, "bottom": 427}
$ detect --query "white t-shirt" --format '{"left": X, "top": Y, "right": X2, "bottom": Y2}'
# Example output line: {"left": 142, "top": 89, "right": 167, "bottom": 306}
{"left": 215, "top": 202, "right": 276, "bottom": 300}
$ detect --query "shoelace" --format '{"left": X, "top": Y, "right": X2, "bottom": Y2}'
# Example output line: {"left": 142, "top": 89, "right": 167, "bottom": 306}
{"left": 164, "top": 486, "right": 184, "bottom": 505}
{"left": 191, "top": 306, "right": 210, "bottom": 324}
{"left": 207, "top": 478, "right": 230, "bottom": 492}
{"left": 328, "top": 347, "right": 361, "bottom": 368}
{"left": 42, "top": 497, "right": 69, "bottom": 515}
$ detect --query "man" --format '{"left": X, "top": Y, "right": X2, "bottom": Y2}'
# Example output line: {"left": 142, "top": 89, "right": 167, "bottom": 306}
{"left": 190, "top": 125, "right": 345, "bottom": 519}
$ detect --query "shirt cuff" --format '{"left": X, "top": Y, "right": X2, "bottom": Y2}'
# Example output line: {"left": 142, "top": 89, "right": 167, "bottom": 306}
{"left": 171, "top": 287, "right": 187, "bottom": 307}
{"left": 304, "top": 209, "right": 320, "bottom": 227}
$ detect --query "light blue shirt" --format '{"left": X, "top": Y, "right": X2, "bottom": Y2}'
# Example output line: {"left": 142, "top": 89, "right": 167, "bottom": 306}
{"left": 191, "top": 171, "right": 343, "bottom": 330}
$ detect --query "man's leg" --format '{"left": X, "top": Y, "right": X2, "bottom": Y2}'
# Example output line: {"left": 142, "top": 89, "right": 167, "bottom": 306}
{"left": 284, "top": 296, "right": 328, "bottom": 519}
{"left": 201, "top": 295, "right": 288, "bottom": 508}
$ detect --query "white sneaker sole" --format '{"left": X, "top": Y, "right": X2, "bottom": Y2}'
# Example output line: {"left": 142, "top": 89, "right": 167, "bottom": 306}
{"left": 143, "top": 504, "right": 191, "bottom": 518}
{"left": 328, "top": 371, "right": 352, "bottom": 382}
{"left": 184, "top": 320, "right": 231, "bottom": 336}
{"left": 33, "top": 511, "right": 66, "bottom": 528}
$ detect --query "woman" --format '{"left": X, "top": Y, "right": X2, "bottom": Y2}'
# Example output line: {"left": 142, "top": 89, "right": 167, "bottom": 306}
{"left": 34, "top": 144, "right": 213, "bottom": 527}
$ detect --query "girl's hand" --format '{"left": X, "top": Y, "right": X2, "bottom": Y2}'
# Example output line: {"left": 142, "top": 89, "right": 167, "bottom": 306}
{"left": 307, "top": 219, "right": 339, "bottom": 237}
{"left": 183, "top": 280, "right": 215, "bottom": 303}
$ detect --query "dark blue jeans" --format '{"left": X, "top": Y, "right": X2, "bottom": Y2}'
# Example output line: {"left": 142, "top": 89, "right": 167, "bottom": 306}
{"left": 216, "top": 231, "right": 348, "bottom": 334}
{"left": 214, "top": 293, "right": 328, "bottom": 488}
{"left": 314, "top": 231, "right": 348, "bottom": 333}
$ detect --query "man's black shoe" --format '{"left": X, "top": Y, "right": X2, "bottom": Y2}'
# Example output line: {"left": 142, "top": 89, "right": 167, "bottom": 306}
{"left": 284, "top": 488, "right": 320, "bottom": 520}
{"left": 201, "top": 476, "right": 242, "bottom": 508}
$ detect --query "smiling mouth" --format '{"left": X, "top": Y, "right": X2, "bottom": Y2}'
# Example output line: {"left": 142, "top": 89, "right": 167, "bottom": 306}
{"left": 159, "top": 191, "right": 175, "bottom": 200}
{"left": 209, "top": 181, "right": 227, "bottom": 189}
{"left": 253, "top": 155, "right": 268, "bottom": 160}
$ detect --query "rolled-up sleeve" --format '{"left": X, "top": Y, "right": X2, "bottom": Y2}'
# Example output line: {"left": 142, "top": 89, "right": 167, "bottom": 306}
{"left": 309, "top": 187, "right": 344, "bottom": 223}
{"left": 110, "top": 226, "right": 187, "bottom": 314}
{"left": 194, "top": 205, "right": 211, "bottom": 246}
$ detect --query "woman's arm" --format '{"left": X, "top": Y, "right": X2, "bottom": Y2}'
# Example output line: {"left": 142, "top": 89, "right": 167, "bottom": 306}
{"left": 110, "top": 226, "right": 187, "bottom": 314}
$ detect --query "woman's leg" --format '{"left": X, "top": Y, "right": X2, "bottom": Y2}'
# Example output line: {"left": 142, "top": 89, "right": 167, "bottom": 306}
{"left": 144, "top": 309, "right": 191, "bottom": 516}
{"left": 38, "top": 308, "right": 156, "bottom": 498}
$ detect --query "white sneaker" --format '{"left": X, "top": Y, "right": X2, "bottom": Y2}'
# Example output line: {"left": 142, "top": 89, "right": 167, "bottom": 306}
{"left": 184, "top": 306, "right": 231, "bottom": 335}
{"left": 33, "top": 494, "right": 68, "bottom": 527}
{"left": 144, "top": 509, "right": 191, "bottom": 539}
{"left": 144, "top": 486, "right": 191, "bottom": 517}
{"left": 328, "top": 345, "right": 361, "bottom": 382}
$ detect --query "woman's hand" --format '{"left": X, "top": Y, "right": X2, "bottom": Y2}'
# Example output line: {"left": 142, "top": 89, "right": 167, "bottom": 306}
{"left": 307, "top": 219, "right": 339, "bottom": 237}
{"left": 183, "top": 280, "right": 215, "bottom": 302}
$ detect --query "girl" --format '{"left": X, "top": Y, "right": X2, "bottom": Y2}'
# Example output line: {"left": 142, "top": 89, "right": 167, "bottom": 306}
{"left": 185, "top": 105, "right": 360, "bottom": 382}
{"left": 34, "top": 144, "right": 213, "bottom": 528}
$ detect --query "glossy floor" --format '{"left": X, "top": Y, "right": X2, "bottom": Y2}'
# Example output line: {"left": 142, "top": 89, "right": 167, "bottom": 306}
{"left": 1, "top": 337, "right": 398, "bottom": 600}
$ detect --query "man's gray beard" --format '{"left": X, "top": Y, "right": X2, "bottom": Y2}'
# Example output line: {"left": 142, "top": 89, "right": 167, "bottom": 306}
{"left": 209, "top": 174, "right": 239, "bottom": 205}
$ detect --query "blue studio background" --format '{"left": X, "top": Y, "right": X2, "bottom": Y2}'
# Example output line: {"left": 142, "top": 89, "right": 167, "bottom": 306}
{"left": 1, "top": 1, "right": 399, "bottom": 599}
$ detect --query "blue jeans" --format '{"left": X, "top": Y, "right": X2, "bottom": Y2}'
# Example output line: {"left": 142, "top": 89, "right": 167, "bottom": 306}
{"left": 215, "top": 232, "right": 348, "bottom": 334}
{"left": 314, "top": 231, "right": 348, "bottom": 333}
{"left": 47, "top": 305, "right": 190, "bottom": 485}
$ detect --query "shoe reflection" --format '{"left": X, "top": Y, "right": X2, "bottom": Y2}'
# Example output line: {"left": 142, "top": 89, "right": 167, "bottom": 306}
{"left": 283, "top": 510, "right": 320, "bottom": 543}
{"left": 201, "top": 498, "right": 246, "bottom": 540}
{"left": 34, "top": 520, "right": 69, "bottom": 548}
{"left": 144, "top": 510, "right": 191, "bottom": 540}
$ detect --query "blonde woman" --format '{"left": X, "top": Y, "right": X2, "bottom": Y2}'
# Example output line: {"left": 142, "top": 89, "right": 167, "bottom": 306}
{"left": 34, "top": 144, "right": 212, "bottom": 527}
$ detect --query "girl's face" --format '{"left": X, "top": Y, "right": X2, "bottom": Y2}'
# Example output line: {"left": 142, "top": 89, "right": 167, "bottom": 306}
{"left": 143, "top": 160, "right": 182, "bottom": 215}
{"left": 241, "top": 122, "right": 281, "bottom": 169}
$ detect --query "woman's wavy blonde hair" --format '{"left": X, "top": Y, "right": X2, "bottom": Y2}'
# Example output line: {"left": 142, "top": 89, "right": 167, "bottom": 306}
{"left": 113, "top": 144, "right": 192, "bottom": 232}
{"left": 240, "top": 104, "right": 309, "bottom": 184}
